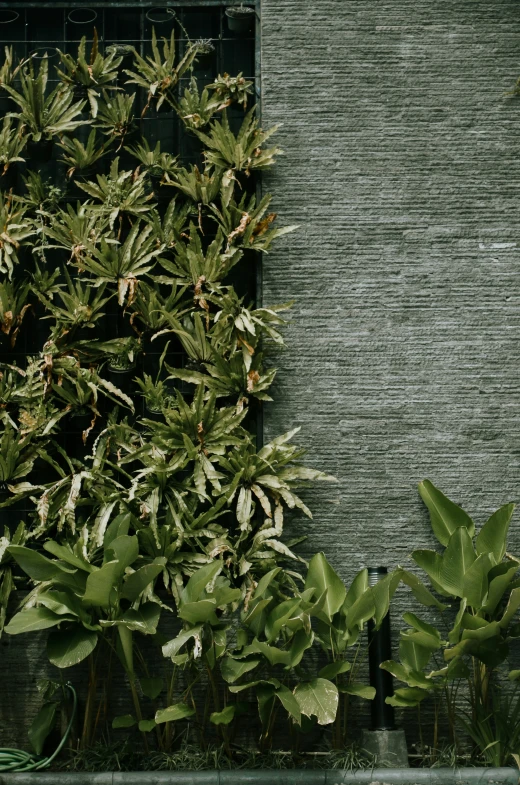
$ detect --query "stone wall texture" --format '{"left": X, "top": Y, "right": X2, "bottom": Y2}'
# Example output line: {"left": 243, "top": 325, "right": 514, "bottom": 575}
{"left": 260, "top": 0, "right": 520, "bottom": 579}
{"left": 2, "top": 0, "right": 520, "bottom": 753}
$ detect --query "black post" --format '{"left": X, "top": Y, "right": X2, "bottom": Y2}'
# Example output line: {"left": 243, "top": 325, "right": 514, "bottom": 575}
{"left": 367, "top": 566, "right": 395, "bottom": 731}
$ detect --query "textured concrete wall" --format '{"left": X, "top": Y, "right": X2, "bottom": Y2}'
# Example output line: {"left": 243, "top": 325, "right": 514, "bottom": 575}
{"left": 261, "top": 0, "right": 520, "bottom": 567}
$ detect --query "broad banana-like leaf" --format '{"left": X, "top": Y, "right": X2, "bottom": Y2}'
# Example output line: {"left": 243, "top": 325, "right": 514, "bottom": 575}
{"left": 180, "top": 561, "right": 222, "bottom": 604}
{"left": 304, "top": 552, "right": 346, "bottom": 621}
{"left": 440, "top": 527, "right": 476, "bottom": 598}
{"left": 476, "top": 503, "right": 515, "bottom": 563}
{"left": 397, "top": 568, "right": 446, "bottom": 610}
{"left": 178, "top": 599, "right": 218, "bottom": 625}
{"left": 341, "top": 683, "right": 376, "bottom": 700}
{"left": 121, "top": 558, "right": 166, "bottom": 602}
{"left": 380, "top": 660, "right": 432, "bottom": 689}
{"left": 412, "top": 550, "right": 450, "bottom": 596}
{"left": 101, "top": 603, "right": 161, "bottom": 635}
{"left": 8, "top": 545, "right": 75, "bottom": 582}
{"left": 293, "top": 678, "right": 338, "bottom": 725}
{"left": 140, "top": 677, "right": 163, "bottom": 700}
{"left": 462, "top": 553, "right": 494, "bottom": 609}
{"left": 418, "top": 479, "right": 475, "bottom": 546}
{"left": 210, "top": 705, "right": 236, "bottom": 725}
{"left": 28, "top": 702, "right": 57, "bottom": 755}
{"left": 399, "top": 636, "right": 435, "bottom": 672}
{"left": 83, "top": 560, "right": 121, "bottom": 609}
{"left": 105, "top": 535, "right": 139, "bottom": 573}
{"left": 483, "top": 566, "right": 518, "bottom": 615}
{"left": 47, "top": 625, "right": 98, "bottom": 668}
{"left": 43, "top": 541, "right": 95, "bottom": 573}
{"left": 500, "top": 586, "right": 520, "bottom": 628}
{"left": 155, "top": 703, "right": 195, "bottom": 724}
{"left": 319, "top": 660, "right": 351, "bottom": 680}
{"left": 344, "top": 586, "right": 375, "bottom": 630}
{"left": 386, "top": 687, "right": 430, "bottom": 707}
{"left": 372, "top": 569, "right": 402, "bottom": 627}
{"left": 221, "top": 655, "right": 261, "bottom": 683}
{"left": 162, "top": 624, "right": 203, "bottom": 659}
{"left": 6, "top": 606, "right": 75, "bottom": 635}
{"left": 112, "top": 714, "right": 136, "bottom": 728}
{"left": 265, "top": 597, "right": 302, "bottom": 642}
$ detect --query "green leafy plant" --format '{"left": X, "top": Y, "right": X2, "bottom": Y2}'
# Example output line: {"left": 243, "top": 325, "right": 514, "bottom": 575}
{"left": 0, "top": 193, "right": 34, "bottom": 277}
{"left": 6, "top": 529, "right": 166, "bottom": 747}
{"left": 178, "top": 77, "right": 222, "bottom": 130}
{"left": 20, "top": 171, "right": 64, "bottom": 213}
{"left": 95, "top": 90, "right": 135, "bottom": 149}
{"left": 207, "top": 72, "right": 254, "bottom": 110}
{"left": 124, "top": 28, "right": 198, "bottom": 115}
{"left": 0, "top": 46, "right": 27, "bottom": 92}
{"left": 76, "top": 157, "right": 154, "bottom": 229}
{"left": 382, "top": 479, "right": 520, "bottom": 765}
{"left": 0, "top": 522, "right": 26, "bottom": 634}
{"left": 196, "top": 108, "right": 282, "bottom": 176}
{"left": 126, "top": 139, "right": 179, "bottom": 182}
{"left": 57, "top": 31, "right": 122, "bottom": 118}
{"left": 0, "top": 38, "right": 341, "bottom": 764}
{"left": 79, "top": 220, "right": 163, "bottom": 305}
{"left": 6, "top": 55, "right": 89, "bottom": 143}
{"left": 0, "top": 117, "right": 27, "bottom": 174}
{"left": 58, "top": 130, "right": 111, "bottom": 179}
{"left": 0, "top": 425, "right": 38, "bottom": 491}
{"left": 135, "top": 343, "right": 174, "bottom": 414}
{"left": 0, "top": 279, "right": 31, "bottom": 346}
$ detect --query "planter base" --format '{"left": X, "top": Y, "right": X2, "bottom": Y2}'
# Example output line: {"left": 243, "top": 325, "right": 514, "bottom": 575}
{"left": 0, "top": 769, "right": 519, "bottom": 785}
{"left": 361, "top": 728, "right": 409, "bottom": 768}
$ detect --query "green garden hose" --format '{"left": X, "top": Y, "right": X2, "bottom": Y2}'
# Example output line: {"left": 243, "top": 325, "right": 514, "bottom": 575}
{"left": 0, "top": 682, "right": 77, "bottom": 772}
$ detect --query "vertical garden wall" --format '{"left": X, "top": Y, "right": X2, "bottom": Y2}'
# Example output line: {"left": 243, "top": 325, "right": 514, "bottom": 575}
{"left": 2, "top": 0, "right": 520, "bottom": 765}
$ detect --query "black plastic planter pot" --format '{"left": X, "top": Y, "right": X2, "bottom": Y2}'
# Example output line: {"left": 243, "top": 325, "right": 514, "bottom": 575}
{"left": 143, "top": 406, "right": 163, "bottom": 422}
{"left": 146, "top": 7, "right": 174, "bottom": 25}
{"left": 67, "top": 8, "right": 98, "bottom": 25}
{"left": 0, "top": 9, "right": 19, "bottom": 26}
{"left": 225, "top": 7, "right": 255, "bottom": 33}
{"left": 0, "top": 769, "right": 518, "bottom": 785}
{"left": 107, "top": 364, "right": 136, "bottom": 390}
{"left": 70, "top": 409, "right": 94, "bottom": 434}
{"left": 26, "top": 139, "right": 54, "bottom": 165}
{"left": 194, "top": 47, "right": 216, "bottom": 69}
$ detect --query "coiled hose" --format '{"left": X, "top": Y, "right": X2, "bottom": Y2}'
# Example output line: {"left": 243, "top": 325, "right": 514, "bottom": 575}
{"left": 0, "top": 683, "right": 77, "bottom": 772}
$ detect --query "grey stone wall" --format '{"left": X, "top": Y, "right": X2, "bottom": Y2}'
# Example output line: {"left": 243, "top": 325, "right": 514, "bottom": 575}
{"left": 260, "top": 0, "right": 520, "bottom": 573}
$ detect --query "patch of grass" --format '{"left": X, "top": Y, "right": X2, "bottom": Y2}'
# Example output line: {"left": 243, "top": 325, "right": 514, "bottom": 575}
{"left": 59, "top": 740, "right": 376, "bottom": 772}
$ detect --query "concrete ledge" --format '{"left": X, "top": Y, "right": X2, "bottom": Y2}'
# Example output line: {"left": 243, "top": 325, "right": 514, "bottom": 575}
{"left": 0, "top": 768, "right": 518, "bottom": 785}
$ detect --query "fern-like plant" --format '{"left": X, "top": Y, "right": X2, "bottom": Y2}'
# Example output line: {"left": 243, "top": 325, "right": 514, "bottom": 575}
{"left": 56, "top": 30, "right": 122, "bottom": 118}
{"left": 6, "top": 55, "right": 89, "bottom": 142}
{"left": 124, "top": 27, "right": 198, "bottom": 115}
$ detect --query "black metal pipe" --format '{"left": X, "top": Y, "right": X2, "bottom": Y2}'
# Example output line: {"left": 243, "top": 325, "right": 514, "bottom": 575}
{"left": 367, "top": 566, "right": 395, "bottom": 731}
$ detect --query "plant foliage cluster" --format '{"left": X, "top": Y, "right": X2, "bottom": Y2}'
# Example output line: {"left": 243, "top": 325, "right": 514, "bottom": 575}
{"left": 0, "top": 28, "right": 386, "bottom": 757}
{"left": 1, "top": 27, "right": 520, "bottom": 770}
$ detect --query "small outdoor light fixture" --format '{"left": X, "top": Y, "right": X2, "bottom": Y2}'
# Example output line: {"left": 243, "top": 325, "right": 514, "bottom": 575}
{"left": 367, "top": 566, "right": 396, "bottom": 731}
